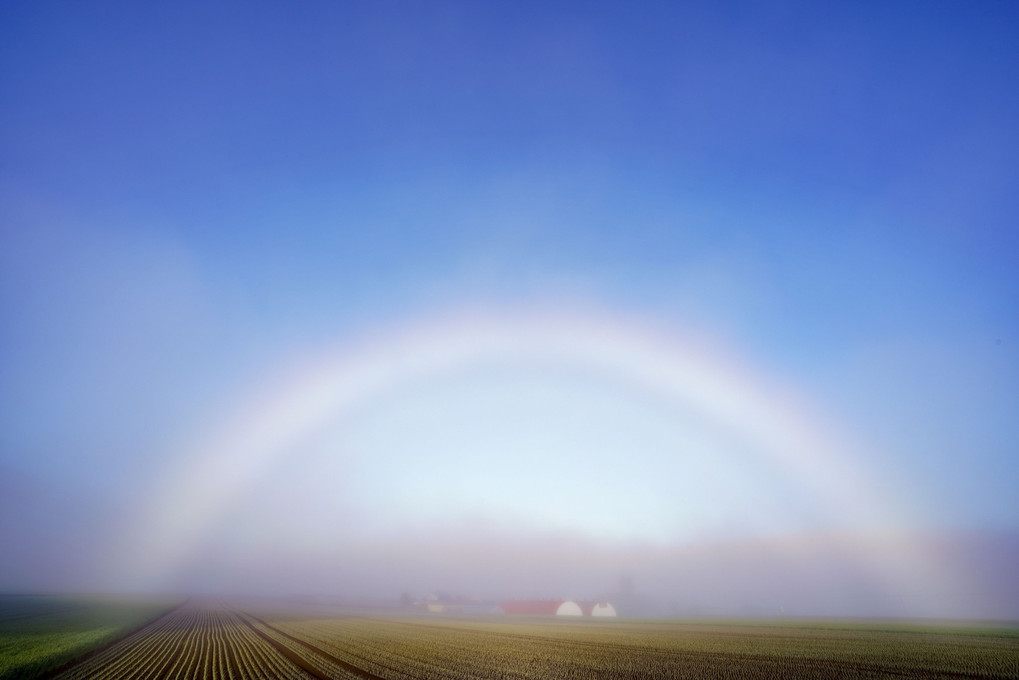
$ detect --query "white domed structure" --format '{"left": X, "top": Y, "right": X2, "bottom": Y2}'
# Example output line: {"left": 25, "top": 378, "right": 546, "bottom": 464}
{"left": 590, "top": 602, "right": 617, "bottom": 617}
{"left": 555, "top": 600, "right": 583, "bottom": 616}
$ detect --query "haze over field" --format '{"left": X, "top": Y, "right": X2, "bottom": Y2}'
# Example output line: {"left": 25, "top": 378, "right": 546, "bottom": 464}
{"left": 1, "top": 3, "right": 1017, "bottom": 619}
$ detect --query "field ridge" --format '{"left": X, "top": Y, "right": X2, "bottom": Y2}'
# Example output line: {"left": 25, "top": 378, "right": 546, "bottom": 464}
{"left": 228, "top": 608, "right": 341, "bottom": 680}
{"left": 234, "top": 609, "right": 388, "bottom": 680}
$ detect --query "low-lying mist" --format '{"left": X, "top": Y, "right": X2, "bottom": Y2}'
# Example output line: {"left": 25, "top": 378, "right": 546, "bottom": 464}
{"left": 3, "top": 465, "right": 1016, "bottom": 620}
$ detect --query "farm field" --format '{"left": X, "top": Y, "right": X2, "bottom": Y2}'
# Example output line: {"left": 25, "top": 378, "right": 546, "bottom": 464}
{"left": 0, "top": 595, "right": 176, "bottom": 680}
{"left": 261, "top": 611, "right": 1019, "bottom": 679}
{"left": 6, "top": 598, "right": 1011, "bottom": 679}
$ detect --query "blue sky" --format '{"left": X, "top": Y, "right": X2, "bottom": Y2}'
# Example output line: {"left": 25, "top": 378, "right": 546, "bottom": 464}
{"left": 1, "top": 3, "right": 1018, "bottom": 611}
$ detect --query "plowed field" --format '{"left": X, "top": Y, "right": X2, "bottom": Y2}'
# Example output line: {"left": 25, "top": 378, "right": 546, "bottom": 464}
{"left": 44, "top": 601, "right": 1019, "bottom": 679}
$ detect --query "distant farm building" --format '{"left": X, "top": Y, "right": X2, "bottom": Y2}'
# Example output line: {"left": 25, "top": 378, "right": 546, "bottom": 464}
{"left": 501, "top": 599, "right": 561, "bottom": 615}
{"left": 556, "top": 600, "right": 583, "bottom": 616}
{"left": 414, "top": 592, "right": 499, "bottom": 614}
{"left": 501, "top": 599, "right": 617, "bottom": 617}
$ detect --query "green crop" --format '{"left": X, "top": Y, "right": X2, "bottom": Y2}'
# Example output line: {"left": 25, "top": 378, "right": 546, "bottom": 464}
{"left": 0, "top": 595, "right": 175, "bottom": 680}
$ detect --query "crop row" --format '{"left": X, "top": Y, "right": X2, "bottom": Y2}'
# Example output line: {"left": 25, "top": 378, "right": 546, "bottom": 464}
{"left": 230, "top": 611, "right": 379, "bottom": 680}
{"left": 54, "top": 600, "right": 313, "bottom": 680}
{"left": 270, "top": 617, "right": 685, "bottom": 680}
{"left": 47, "top": 603, "right": 1019, "bottom": 680}
{"left": 265, "top": 614, "right": 1019, "bottom": 679}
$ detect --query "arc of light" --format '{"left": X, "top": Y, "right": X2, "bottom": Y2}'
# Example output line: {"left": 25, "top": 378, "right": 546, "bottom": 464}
{"left": 128, "top": 310, "right": 932, "bottom": 595}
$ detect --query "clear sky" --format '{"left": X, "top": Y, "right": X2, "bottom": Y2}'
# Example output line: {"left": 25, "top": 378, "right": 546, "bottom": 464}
{"left": 1, "top": 2, "right": 1017, "bottom": 616}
